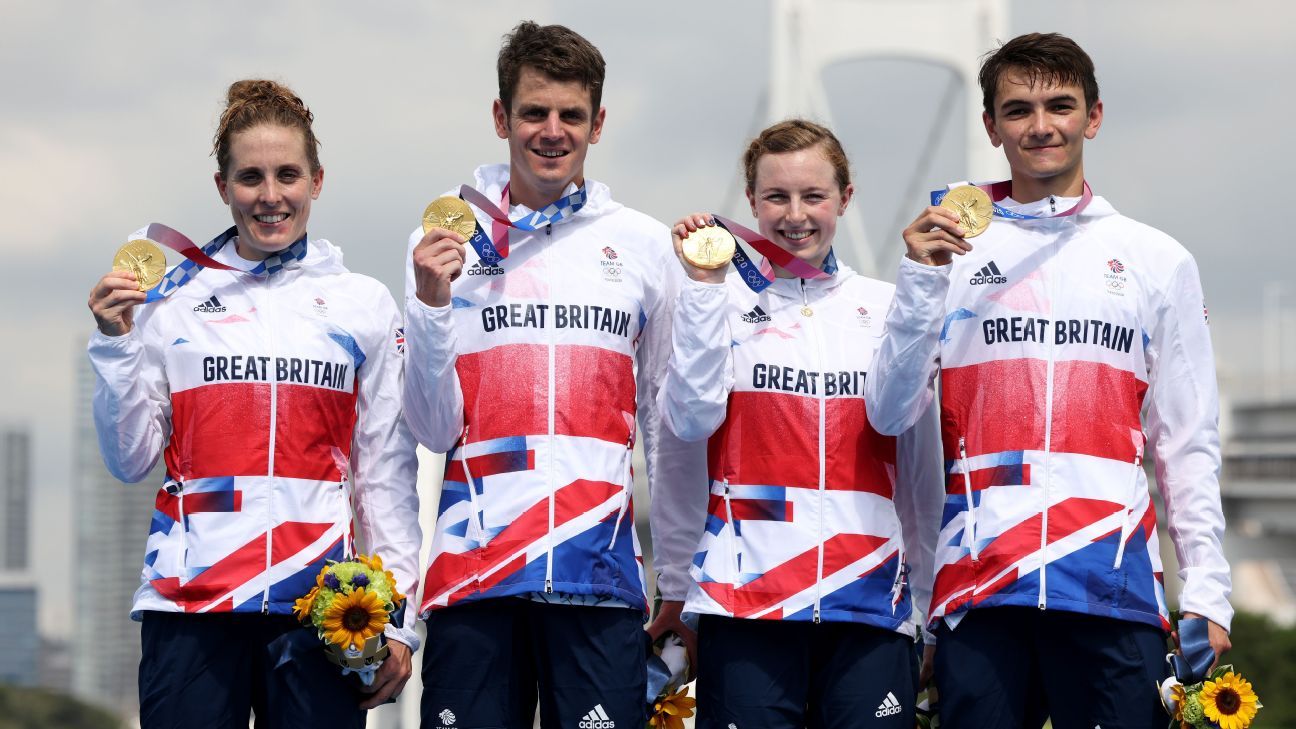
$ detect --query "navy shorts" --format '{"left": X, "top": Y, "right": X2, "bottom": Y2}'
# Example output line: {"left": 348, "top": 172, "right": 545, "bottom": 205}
{"left": 138, "top": 611, "right": 368, "bottom": 729}
{"left": 934, "top": 607, "right": 1170, "bottom": 729}
{"left": 695, "top": 614, "right": 918, "bottom": 729}
{"left": 421, "top": 598, "right": 647, "bottom": 729}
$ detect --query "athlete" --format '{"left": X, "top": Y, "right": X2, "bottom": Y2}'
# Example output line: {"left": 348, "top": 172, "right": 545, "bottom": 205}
{"left": 87, "top": 80, "right": 421, "bottom": 727}
{"left": 659, "top": 120, "right": 943, "bottom": 728}
{"left": 403, "top": 21, "right": 706, "bottom": 728}
{"left": 864, "top": 33, "right": 1232, "bottom": 729}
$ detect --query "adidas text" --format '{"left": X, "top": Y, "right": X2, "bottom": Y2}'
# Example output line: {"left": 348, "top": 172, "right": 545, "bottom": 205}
{"left": 875, "top": 691, "right": 903, "bottom": 717}
{"left": 193, "top": 296, "right": 227, "bottom": 313}
{"left": 741, "top": 306, "right": 772, "bottom": 324}
{"left": 579, "top": 704, "right": 615, "bottom": 728}
{"left": 468, "top": 263, "right": 504, "bottom": 276}
{"left": 969, "top": 261, "right": 1007, "bottom": 286}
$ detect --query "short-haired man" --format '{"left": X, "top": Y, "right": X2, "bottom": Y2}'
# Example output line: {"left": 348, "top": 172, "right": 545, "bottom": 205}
{"left": 403, "top": 21, "right": 705, "bottom": 729}
{"left": 865, "top": 32, "right": 1232, "bottom": 728}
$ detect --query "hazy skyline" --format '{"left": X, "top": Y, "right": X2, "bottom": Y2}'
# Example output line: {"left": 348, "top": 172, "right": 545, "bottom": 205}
{"left": 3, "top": 0, "right": 1294, "bottom": 637}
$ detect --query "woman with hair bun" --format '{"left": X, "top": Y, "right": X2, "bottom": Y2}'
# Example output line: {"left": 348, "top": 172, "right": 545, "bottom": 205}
{"left": 86, "top": 79, "right": 420, "bottom": 727}
{"left": 657, "top": 119, "right": 944, "bottom": 727}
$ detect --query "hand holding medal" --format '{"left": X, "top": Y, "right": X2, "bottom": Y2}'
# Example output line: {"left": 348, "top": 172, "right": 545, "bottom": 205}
{"left": 671, "top": 213, "right": 733, "bottom": 284}
{"left": 89, "top": 238, "right": 170, "bottom": 337}
{"left": 412, "top": 196, "right": 473, "bottom": 308}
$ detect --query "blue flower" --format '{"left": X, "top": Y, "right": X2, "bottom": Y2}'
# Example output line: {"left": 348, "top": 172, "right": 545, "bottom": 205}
{"left": 351, "top": 573, "right": 369, "bottom": 588}
{"left": 323, "top": 573, "right": 341, "bottom": 590}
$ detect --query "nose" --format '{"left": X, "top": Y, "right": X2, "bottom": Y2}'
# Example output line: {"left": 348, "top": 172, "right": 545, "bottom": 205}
{"left": 787, "top": 198, "right": 809, "bottom": 223}
{"left": 260, "top": 178, "right": 283, "bottom": 206}
{"left": 541, "top": 111, "right": 563, "bottom": 139}
{"left": 1027, "top": 109, "right": 1053, "bottom": 138}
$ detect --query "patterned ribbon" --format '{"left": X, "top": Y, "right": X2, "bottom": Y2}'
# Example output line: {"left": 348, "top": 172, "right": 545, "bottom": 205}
{"left": 457, "top": 183, "right": 586, "bottom": 264}
{"left": 710, "top": 214, "right": 835, "bottom": 293}
{"left": 930, "top": 180, "right": 1094, "bottom": 220}
{"left": 139, "top": 223, "right": 309, "bottom": 303}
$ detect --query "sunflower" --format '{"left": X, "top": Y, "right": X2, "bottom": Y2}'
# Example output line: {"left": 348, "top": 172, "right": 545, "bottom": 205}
{"left": 649, "top": 686, "right": 696, "bottom": 729}
{"left": 292, "top": 586, "right": 319, "bottom": 623}
{"left": 1201, "top": 672, "right": 1260, "bottom": 729}
{"left": 321, "top": 587, "right": 388, "bottom": 649}
{"left": 1169, "top": 682, "right": 1186, "bottom": 722}
{"left": 357, "top": 553, "right": 384, "bottom": 572}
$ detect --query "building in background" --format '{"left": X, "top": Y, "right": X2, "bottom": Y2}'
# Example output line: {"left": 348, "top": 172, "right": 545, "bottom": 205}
{"left": 71, "top": 355, "right": 159, "bottom": 719}
{"left": 1, "top": 427, "right": 31, "bottom": 571}
{"left": 0, "top": 575, "right": 38, "bottom": 687}
{"left": 1220, "top": 399, "right": 1296, "bottom": 626}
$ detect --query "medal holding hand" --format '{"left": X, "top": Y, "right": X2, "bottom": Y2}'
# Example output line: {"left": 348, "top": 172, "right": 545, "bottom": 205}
{"left": 671, "top": 215, "right": 733, "bottom": 285}
{"left": 412, "top": 197, "right": 473, "bottom": 308}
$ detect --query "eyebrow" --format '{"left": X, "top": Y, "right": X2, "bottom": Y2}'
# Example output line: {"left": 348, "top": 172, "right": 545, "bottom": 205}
{"left": 999, "top": 92, "right": 1080, "bottom": 110}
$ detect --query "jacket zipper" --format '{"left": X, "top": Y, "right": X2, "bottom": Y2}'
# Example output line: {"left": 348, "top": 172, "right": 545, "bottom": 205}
{"left": 802, "top": 279, "right": 827, "bottom": 624}
{"left": 170, "top": 479, "right": 187, "bottom": 584}
{"left": 544, "top": 224, "right": 555, "bottom": 594}
{"left": 262, "top": 274, "right": 279, "bottom": 615}
{"left": 958, "top": 436, "right": 979, "bottom": 562}
{"left": 1111, "top": 442, "right": 1146, "bottom": 570}
{"left": 1038, "top": 242, "right": 1056, "bottom": 610}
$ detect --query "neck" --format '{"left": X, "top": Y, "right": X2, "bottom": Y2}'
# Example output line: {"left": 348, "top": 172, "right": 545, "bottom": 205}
{"left": 508, "top": 170, "right": 583, "bottom": 211}
{"left": 772, "top": 252, "right": 828, "bottom": 279}
{"left": 1010, "top": 165, "right": 1085, "bottom": 204}
{"left": 233, "top": 238, "right": 273, "bottom": 262}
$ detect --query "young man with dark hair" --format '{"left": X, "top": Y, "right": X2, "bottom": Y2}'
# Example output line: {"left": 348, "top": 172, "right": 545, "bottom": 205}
{"left": 403, "top": 20, "right": 706, "bottom": 729}
{"left": 865, "top": 32, "right": 1232, "bottom": 729}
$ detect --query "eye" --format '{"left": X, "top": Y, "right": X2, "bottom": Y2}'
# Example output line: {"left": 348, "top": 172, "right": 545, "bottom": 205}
{"left": 560, "top": 110, "right": 587, "bottom": 123}
{"left": 278, "top": 169, "right": 301, "bottom": 183}
{"left": 763, "top": 193, "right": 787, "bottom": 203}
{"left": 237, "top": 172, "right": 262, "bottom": 185}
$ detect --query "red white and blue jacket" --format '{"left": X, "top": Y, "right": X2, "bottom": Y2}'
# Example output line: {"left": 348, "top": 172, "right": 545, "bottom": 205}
{"left": 865, "top": 194, "right": 1232, "bottom": 633}
{"left": 90, "top": 236, "right": 423, "bottom": 648}
{"left": 658, "top": 260, "right": 943, "bottom": 636}
{"left": 403, "top": 165, "right": 707, "bottom": 615}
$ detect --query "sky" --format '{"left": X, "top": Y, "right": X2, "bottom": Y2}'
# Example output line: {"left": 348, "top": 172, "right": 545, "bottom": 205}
{"left": 2, "top": 0, "right": 1294, "bottom": 638}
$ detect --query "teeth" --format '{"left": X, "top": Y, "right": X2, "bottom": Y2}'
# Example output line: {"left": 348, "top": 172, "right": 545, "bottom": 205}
{"left": 535, "top": 150, "right": 567, "bottom": 158}
{"left": 255, "top": 214, "right": 287, "bottom": 223}
{"left": 784, "top": 231, "right": 813, "bottom": 241}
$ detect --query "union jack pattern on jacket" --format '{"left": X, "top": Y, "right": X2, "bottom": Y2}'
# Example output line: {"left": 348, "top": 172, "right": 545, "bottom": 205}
{"left": 866, "top": 194, "right": 1232, "bottom": 633}
{"left": 659, "top": 261, "right": 943, "bottom": 635}
{"left": 403, "top": 165, "right": 706, "bottom": 614}
{"left": 90, "top": 237, "right": 423, "bottom": 648}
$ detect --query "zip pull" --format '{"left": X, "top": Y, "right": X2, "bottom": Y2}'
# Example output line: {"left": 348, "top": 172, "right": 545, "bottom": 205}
{"left": 813, "top": 607, "right": 821, "bottom": 623}
{"left": 958, "top": 436, "right": 979, "bottom": 562}
{"left": 799, "top": 278, "right": 814, "bottom": 317}
{"left": 544, "top": 578, "right": 553, "bottom": 593}
{"left": 1049, "top": 195, "right": 1057, "bottom": 214}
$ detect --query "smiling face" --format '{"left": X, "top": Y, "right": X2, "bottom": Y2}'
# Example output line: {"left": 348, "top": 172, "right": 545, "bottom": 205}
{"left": 746, "top": 145, "right": 854, "bottom": 276}
{"left": 984, "top": 68, "right": 1103, "bottom": 202}
{"left": 214, "top": 123, "right": 322, "bottom": 261}
{"left": 493, "top": 66, "right": 604, "bottom": 211}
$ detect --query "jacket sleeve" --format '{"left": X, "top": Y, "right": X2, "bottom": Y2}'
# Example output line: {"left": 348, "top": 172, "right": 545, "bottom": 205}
{"left": 894, "top": 399, "right": 944, "bottom": 644}
{"left": 656, "top": 278, "right": 734, "bottom": 442}
{"left": 639, "top": 244, "right": 712, "bottom": 603}
{"left": 88, "top": 312, "right": 171, "bottom": 484}
{"left": 402, "top": 227, "right": 465, "bottom": 453}
{"left": 1145, "top": 255, "right": 1232, "bottom": 630}
{"left": 351, "top": 285, "right": 423, "bottom": 650}
{"left": 865, "top": 257, "right": 951, "bottom": 436}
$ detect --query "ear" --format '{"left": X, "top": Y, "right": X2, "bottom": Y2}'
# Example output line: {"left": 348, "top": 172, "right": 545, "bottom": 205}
{"left": 1084, "top": 99, "right": 1104, "bottom": 140}
{"left": 492, "top": 98, "right": 510, "bottom": 140}
{"left": 215, "top": 171, "right": 230, "bottom": 204}
{"left": 838, "top": 183, "right": 855, "bottom": 215}
{"left": 310, "top": 165, "right": 324, "bottom": 200}
{"left": 982, "top": 110, "right": 1003, "bottom": 148}
{"left": 588, "top": 106, "right": 606, "bottom": 145}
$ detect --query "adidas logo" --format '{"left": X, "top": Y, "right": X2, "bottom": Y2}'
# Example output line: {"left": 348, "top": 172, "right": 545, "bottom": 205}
{"left": 193, "top": 295, "right": 227, "bottom": 313}
{"left": 741, "top": 305, "right": 772, "bottom": 324}
{"left": 578, "top": 704, "right": 615, "bottom": 728}
{"left": 968, "top": 260, "right": 1007, "bottom": 285}
{"left": 467, "top": 260, "right": 505, "bottom": 276}
{"left": 875, "top": 691, "right": 903, "bottom": 717}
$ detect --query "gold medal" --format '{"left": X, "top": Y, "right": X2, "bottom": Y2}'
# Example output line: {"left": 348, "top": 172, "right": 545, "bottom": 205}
{"left": 422, "top": 197, "right": 478, "bottom": 240}
{"left": 112, "top": 239, "right": 166, "bottom": 291}
{"left": 681, "top": 225, "right": 736, "bottom": 270}
{"left": 939, "top": 185, "right": 993, "bottom": 238}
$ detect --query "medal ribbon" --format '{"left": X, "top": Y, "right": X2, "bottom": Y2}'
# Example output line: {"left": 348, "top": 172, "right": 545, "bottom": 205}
{"left": 930, "top": 180, "right": 1094, "bottom": 220}
{"left": 1168, "top": 617, "right": 1215, "bottom": 683}
{"left": 139, "top": 223, "right": 309, "bottom": 303}
{"left": 456, "top": 184, "right": 587, "bottom": 264}
{"left": 710, "top": 214, "right": 834, "bottom": 293}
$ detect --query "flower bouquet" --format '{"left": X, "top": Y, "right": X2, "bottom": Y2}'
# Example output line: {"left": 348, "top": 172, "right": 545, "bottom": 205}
{"left": 1160, "top": 666, "right": 1261, "bottom": 729}
{"left": 645, "top": 633, "right": 694, "bottom": 729}
{"left": 293, "top": 553, "right": 405, "bottom": 686}
{"left": 1158, "top": 616, "right": 1261, "bottom": 729}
